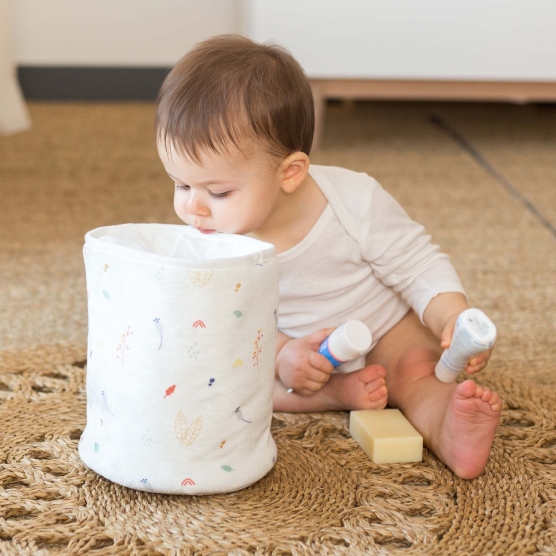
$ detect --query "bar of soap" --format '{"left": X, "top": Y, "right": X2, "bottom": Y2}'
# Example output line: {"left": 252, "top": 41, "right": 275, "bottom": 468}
{"left": 350, "top": 409, "right": 423, "bottom": 464}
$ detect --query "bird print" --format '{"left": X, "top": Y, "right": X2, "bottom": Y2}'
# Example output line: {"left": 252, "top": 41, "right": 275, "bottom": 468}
{"left": 235, "top": 407, "right": 252, "bottom": 423}
{"left": 153, "top": 318, "right": 164, "bottom": 349}
{"left": 101, "top": 390, "right": 115, "bottom": 417}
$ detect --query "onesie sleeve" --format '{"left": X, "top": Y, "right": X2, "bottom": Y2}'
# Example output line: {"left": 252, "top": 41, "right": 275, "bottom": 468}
{"left": 360, "top": 178, "right": 467, "bottom": 323}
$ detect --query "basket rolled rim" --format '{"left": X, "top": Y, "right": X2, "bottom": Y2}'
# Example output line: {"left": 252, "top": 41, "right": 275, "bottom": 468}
{"left": 84, "top": 223, "right": 276, "bottom": 269}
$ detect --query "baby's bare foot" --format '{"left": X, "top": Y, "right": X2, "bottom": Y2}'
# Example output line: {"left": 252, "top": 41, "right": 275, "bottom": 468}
{"left": 436, "top": 379, "right": 502, "bottom": 479}
{"left": 324, "top": 365, "right": 388, "bottom": 411}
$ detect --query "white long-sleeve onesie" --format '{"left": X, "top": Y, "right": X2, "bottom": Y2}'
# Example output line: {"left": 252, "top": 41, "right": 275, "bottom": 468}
{"left": 277, "top": 165, "right": 467, "bottom": 373}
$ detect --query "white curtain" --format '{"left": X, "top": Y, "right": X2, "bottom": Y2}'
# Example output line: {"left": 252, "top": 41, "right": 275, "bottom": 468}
{"left": 0, "top": 0, "right": 31, "bottom": 135}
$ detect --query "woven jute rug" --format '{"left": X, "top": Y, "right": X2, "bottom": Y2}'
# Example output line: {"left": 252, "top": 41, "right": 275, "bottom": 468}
{"left": 1, "top": 101, "right": 555, "bottom": 554}
{"left": 0, "top": 343, "right": 555, "bottom": 555}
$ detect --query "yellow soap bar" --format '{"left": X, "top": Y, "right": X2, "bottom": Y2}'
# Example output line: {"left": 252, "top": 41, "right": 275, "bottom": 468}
{"left": 350, "top": 409, "right": 423, "bottom": 464}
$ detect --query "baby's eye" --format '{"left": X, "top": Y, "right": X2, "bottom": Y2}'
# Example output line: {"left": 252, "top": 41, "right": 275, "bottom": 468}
{"left": 209, "top": 191, "right": 232, "bottom": 199}
{"left": 174, "top": 184, "right": 189, "bottom": 191}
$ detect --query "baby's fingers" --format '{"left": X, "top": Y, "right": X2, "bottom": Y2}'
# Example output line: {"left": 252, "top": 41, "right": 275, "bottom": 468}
{"left": 307, "top": 369, "right": 333, "bottom": 385}
{"left": 467, "top": 350, "right": 493, "bottom": 374}
{"left": 296, "top": 379, "right": 328, "bottom": 396}
{"left": 308, "top": 351, "right": 335, "bottom": 375}
{"left": 467, "top": 362, "right": 487, "bottom": 374}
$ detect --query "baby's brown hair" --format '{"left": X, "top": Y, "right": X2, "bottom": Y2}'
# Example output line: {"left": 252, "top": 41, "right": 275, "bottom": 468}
{"left": 155, "top": 34, "right": 314, "bottom": 164}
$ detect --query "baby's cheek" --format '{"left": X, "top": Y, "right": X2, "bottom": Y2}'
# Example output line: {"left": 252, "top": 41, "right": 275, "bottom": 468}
{"left": 221, "top": 208, "right": 253, "bottom": 235}
{"left": 173, "top": 196, "right": 182, "bottom": 215}
{"left": 173, "top": 199, "right": 188, "bottom": 223}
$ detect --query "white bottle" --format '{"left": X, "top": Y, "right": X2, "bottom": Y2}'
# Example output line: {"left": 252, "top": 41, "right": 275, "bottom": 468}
{"left": 318, "top": 320, "right": 373, "bottom": 367}
{"left": 435, "top": 308, "right": 497, "bottom": 383}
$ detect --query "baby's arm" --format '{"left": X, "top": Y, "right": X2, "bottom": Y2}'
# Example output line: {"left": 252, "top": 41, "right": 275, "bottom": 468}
{"left": 423, "top": 292, "right": 494, "bottom": 374}
{"left": 275, "top": 329, "right": 335, "bottom": 395}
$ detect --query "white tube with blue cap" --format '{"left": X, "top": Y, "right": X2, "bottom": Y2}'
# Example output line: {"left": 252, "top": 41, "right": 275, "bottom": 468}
{"left": 286, "top": 320, "right": 372, "bottom": 393}
{"left": 318, "top": 320, "right": 372, "bottom": 367}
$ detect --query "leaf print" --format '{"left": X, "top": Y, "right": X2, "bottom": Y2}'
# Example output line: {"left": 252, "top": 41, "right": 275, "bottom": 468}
{"left": 175, "top": 412, "right": 203, "bottom": 446}
{"left": 188, "top": 270, "right": 213, "bottom": 288}
{"left": 116, "top": 325, "right": 133, "bottom": 368}
{"left": 252, "top": 328, "right": 263, "bottom": 372}
{"left": 175, "top": 411, "right": 188, "bottom": 444}
{"left": 164, "top": 384, "right": 176, "bottom": 398}
{"left": 184, "top": 415, "right": 202, "bottom": 447}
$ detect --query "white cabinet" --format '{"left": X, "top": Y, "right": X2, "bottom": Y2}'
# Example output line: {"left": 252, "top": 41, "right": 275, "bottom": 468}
{"left": 245, "top": 0, "right": 556, "bottom": 147}
{"left": 246, "top": 0, "right": 556, "bottom": 81}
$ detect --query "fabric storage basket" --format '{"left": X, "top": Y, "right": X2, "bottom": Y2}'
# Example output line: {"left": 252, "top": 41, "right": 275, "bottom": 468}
{"left": 79, "top": 223, "right": 279, "bottom": 495}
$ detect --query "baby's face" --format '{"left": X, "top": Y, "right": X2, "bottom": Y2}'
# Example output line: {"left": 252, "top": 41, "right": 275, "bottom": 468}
{"left": 158, "top": 141, "right": 283, "bottom": 236}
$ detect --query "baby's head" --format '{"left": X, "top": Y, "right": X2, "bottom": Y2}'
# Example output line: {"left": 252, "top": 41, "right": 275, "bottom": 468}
{"left": 155, "top": 34, "right": 315, "bottom": 236}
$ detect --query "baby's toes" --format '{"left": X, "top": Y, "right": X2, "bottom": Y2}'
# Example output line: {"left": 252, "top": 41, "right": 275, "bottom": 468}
{"left": 360, "top": 364, "right": 386, "bottom": 382}
{"left": 365, "top": 380, "right": 388, "bottom": 401}
{"left": 489, "top": 392, "right": 502, "bottom": 411}
{"left": 364, "top": 376, "right": 385, "bottom": 393}
{"left": 368, "top": 383, "right": 387, "bottom": 402}
{"left": 473, "top": 384, "right": 484, "bottom": 399}
{"left": 368, "top": 392, "right": 388, "bottom": 409}
{"left": 480, "top": 388, "right": 493, "bottom": 402}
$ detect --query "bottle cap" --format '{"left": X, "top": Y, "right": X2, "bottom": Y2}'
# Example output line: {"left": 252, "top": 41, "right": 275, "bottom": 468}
{"left": 459, "top": 308, "right": 497, "bottom": 345}
{"left": 434, "top": 361, "right": 458, "bottom": 383}
{"left": 329, "top": 320, "right": 372, "bottom": 362}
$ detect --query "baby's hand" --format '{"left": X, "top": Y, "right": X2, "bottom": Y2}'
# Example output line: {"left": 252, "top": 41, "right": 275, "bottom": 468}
{"left": 440, "top": 314, "right": 495, "bottom": 374}
{"left": 276, "top": 328, "right": 336, "bottom": 395}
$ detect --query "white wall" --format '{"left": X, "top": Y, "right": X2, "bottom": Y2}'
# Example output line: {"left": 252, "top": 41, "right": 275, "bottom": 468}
{"left": 247, "top": 0, "right": 556, "bottom": 81}
{"left": 11, "top": 0, "right": 556, "bottom": 80}
{"left": 10, "top": 0, "right": 241, "bottom": 66}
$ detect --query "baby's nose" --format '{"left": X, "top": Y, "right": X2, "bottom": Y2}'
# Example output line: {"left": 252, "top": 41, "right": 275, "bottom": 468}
{"left": 186, "top": 193, "right": 210, "bottom": 216}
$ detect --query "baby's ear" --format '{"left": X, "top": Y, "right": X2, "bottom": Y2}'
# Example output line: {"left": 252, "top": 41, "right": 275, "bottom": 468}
{"left": 281, "top": 152, "right": 310, "bottom": 193}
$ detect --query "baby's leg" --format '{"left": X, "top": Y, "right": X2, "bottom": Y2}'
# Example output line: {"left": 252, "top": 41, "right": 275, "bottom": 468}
{"left": 273, "top": 365, "right": 388, "bottom": 412}
{"left": 368, "top": 310, "right": 502, "bottom": 479}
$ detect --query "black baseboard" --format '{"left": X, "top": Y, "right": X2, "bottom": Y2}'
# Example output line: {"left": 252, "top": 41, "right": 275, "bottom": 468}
{"left": 17, "top": 66, "right": 171, "bottom": 100}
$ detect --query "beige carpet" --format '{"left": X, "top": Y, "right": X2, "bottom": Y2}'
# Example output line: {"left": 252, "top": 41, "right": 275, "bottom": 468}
{"left": 0, "top": 101, "right": 555, "bottom": 554}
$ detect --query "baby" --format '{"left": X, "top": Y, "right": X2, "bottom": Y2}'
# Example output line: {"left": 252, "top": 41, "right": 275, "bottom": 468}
{"left": 155, "top": 35, "right": 502, "bottom": 479}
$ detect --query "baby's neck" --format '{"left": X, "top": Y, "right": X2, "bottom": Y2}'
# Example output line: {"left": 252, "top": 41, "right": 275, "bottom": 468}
{"left": 248, "top": 173, "right": 328, "bottom": 254}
